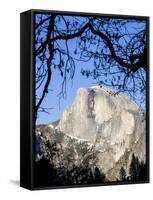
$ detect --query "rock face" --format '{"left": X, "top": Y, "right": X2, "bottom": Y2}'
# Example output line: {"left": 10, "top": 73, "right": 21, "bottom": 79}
{"left": 58, "top": 87, "right": 146, "bottom": 179}
{"left": 36, "top": 86, "right": 146, "bottom": 181}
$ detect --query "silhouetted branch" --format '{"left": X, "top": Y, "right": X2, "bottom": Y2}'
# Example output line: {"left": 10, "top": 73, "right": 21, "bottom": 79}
{"left": 35, "top": 14, "right": 147, "bottom": 120}
{"left": 35, "top": 15, "right": 55, "bottom": 119}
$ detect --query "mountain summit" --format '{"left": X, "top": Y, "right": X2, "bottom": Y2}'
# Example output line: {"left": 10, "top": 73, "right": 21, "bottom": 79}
{"left": 58, "top": 87, "right": 146, "bottom": 178}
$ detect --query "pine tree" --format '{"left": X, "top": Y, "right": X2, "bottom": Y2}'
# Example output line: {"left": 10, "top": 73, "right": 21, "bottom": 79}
{"left": 129, "top": 154, "right": 140, "bottom": 181}
{"left": 120, "top": 167, "right": 126, "bottom": 181}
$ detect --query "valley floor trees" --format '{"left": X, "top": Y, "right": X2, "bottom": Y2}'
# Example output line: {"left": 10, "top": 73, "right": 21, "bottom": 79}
{"left": 35, "top": 128, "right": 147, "bottom": 187}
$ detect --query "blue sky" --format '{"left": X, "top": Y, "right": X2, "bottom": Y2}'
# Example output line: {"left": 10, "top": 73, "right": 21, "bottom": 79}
{"left": 36, "top": 56, "right": 98, "bottom": 124}
{"left": 35, "top": 14, "right": 146, "bottom": 125}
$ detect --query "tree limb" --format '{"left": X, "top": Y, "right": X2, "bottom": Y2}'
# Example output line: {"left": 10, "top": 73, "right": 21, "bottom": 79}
{"left": 35, "top": 15, "right": 55, "bottom": 119}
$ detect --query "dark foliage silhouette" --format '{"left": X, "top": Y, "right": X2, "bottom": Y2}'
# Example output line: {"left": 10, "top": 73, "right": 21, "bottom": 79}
{"left": 129, "top": 154, "right": 147, "bottom": 181}
{"left": 34, "top": 157, "right": 106, "bottom": 187}
{"left": 34, "top": 138, "right": 106, "bottom": 187}
{"left": 34, "top": 156, "right": 58, "bottom": 187}
{"left": 118, "top": 154, "right": 147, "bottom": 182}
{"left": 119, "top": 166, "right": 127, "bottom": 181}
